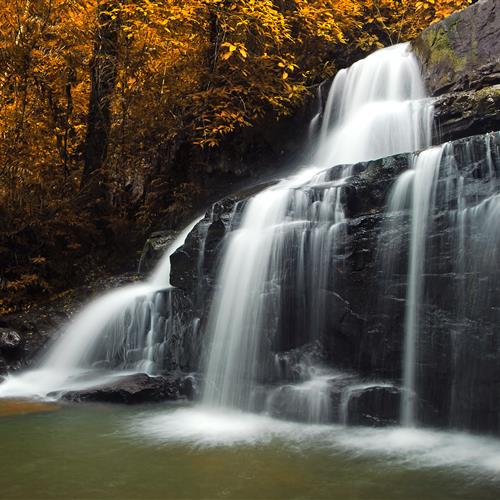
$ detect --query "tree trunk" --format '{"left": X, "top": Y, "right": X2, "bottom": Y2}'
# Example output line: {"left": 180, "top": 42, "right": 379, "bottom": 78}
{"left": 80, "top": 1, "right": 119, "bottom": 191}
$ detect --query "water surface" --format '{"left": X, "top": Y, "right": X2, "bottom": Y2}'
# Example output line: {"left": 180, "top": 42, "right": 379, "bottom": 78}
{"left": 0, "top": 401, "right": 499, "bottom": 499}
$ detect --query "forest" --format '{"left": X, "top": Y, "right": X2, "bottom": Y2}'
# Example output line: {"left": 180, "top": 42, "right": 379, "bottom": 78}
{"left": 0, "top": 0, "right": 470, "bottom": 314}
{"left": 4, "top": 1, "right": 500, "bottom": 498}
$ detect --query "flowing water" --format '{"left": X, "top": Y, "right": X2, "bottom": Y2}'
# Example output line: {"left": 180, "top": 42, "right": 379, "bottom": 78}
{"left": 203, "top": 42, "right": 433, "bottom": 413}
{"left": 388, "top": 147, "right": 444, "bottom": 426}
{"left": 0, "top": 43, "right": 435, "bottom": 413}
{"left": 383, "top": 132, "right": 500, "bottom": 429}
{"left": 0, "top": 218, "right": 202, "bottom": 398}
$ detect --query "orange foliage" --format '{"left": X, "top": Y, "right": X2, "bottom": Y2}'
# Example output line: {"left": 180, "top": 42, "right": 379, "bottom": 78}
{"left": 0, "top": 0, "right": 471, "bottom": 311}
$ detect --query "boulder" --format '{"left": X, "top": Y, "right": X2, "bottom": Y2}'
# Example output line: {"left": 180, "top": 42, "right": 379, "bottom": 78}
{"left": 412, "top": 0, "right": 500, "bottom": 96}
{"left": 266, "top": 371, "right": 361, "bottom": 424}
{"left": 58, "top": 373, "right": 181, "bottom": 404}
{"left": 344, "top": 385, "right": 401, "bottom": 427}
{"left": 179, "top": 373, "right": 201, "bottom": 400}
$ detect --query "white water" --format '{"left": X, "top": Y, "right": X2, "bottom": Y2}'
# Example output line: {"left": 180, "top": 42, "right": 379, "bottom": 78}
{"left": 0, "top": 217, "right": 202, "bottom": 399}
{"left": 129, "top": 407, "right": 500, "bottom": 477}
{"left": 203, "top": 42, "right": 433, "bottom": 413}
{"left": 265, "top": 369, "right": 340, "bottom": 423}
{"left": 382, "top": 131, "right": 500, "bottom": 428}
{"left": 316, "top": 43, "right": 432, "bottom": 166}
{"left": 389, "top": 147, "right": 443, "bottom": 426}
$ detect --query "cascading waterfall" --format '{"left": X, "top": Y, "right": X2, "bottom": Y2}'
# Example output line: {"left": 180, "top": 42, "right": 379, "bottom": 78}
{"left": 316, "top": 44, "right": 432, "bottom": 166}
{"left": 202, "top": 42, "right": 434, "bottom": 416}
{"left": 384, "top": 131, "right": 500, "bottom": 429}
{"left": 0, "top": 36, "right": 498, "bottom": 439}
{"left": 0, "top": 218, "right": 202, "bottom": 398}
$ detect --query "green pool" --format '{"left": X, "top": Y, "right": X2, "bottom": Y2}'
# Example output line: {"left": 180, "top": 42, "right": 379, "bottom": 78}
{"left": 0, "top": 401, "right": 499, "bottom": 499}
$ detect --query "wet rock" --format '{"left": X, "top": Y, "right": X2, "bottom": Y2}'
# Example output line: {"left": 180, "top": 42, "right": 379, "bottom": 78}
{"left": 412, "top": 0, "right": 500, "bottom": 96}
{"left": 0, "top": 329, "right": 22, "bottom": 353}
{"left": 170, "top": 217, "right": 224, "bottom": 292}
{"left": 266, "top": 371, "right": 361, "bottom": 424}
{"left": 170, "top": 181, "right": 275, "bottom": 293}
{"left": 344, "top": 385, "right": 401, "bottom": 427}
{"left": 58, "top": 373, "right": 181, "bottom": 404}
{"left": 179, "top": 373, "right": 201, "bottom": 400}
{"left": 273, "top": 341, "right": 327, "bottom": 382}
{"left": 138, "top": 230, "right": 179, "bottom": 274}
{"left": 0, "top": 328, "right": 24, "bottom": 374}
{"left": 341, "top": 154, "right": 411, "bottom": 219}
{"left": 433, "top": 85, "right": 500, "bottom": 144}
{"left": 165, "top": 131, "right": 500, "bottom": 433}
{"left": 265, "top": 384, "right": 329, "bottom": 423}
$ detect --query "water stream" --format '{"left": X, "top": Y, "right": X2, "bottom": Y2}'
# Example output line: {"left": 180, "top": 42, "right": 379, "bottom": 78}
{"left": 0, "top": 218, "right": 202, "bottom": 398}
{"left": 384, "top": 132, "right": 500, "bottom": 429}
{"left": 389, "top": 147, "right": 443, "bottom": 426}
{"left": 202, "top": 42, "right": 433, "bottom": 415}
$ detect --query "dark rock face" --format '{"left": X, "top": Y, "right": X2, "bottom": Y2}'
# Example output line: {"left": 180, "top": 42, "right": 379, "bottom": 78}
{"left": 170, "top": 181, "right": 276, "bottom": 293}
{"left": 411, "top": 0, "right": 500, "bottom": 147}
{"left": 167, "top": 131, "right": 500, "bottom": 433}
{"left": 433, "top": 84, "right": 500, "bottom": 144}
{"left": 344, "top": 385, "right": 401, "bottom": 427}
{"left": 339, "top": 133, "right": 500, "bottom": 434}
{"left": 412, "top": 0, "right": 500, "bottom": 96}
{"left": 58, "top": 373, "right": 181, "bottom": 404}
{"left": 0, "top": 328, "right": 23, "bottom": 373}
{"left": 85, "top": 287, "right": 200, "bottom": 374}
{"left": 341, "top": 154, "right": 411, "bottom": 218}
{"left": 138, "top": 230, "right": 179, "bottom": 274}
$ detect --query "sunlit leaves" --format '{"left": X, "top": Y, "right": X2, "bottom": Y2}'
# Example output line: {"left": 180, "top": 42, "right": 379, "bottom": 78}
{"left": 0, "top": 0, "right": 472, "bottom": 310}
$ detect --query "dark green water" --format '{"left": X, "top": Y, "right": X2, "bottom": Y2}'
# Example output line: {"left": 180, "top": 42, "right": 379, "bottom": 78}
{"left": 0, "top": 402, "right": 499, "bottom": 499}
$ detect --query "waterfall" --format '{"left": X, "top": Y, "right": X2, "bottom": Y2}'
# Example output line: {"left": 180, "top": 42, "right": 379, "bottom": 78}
{"left": 202, "top": 42, "right": 433, "bottom": 413}
{"left": 0, "top": 218, "right": 202, "bottom": 398}
{"left": 384, "top": 131, "right": 500, "bottom": 429}
{"left": 0, "top": 30, "right": 498, "bottom": 439}
{"left": 388, "top": 147, "right": 443, "bottom": 426}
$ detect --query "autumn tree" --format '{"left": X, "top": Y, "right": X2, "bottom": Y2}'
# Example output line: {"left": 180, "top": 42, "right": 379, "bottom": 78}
{"left": 81, "top": 0, "right": 121, "bottom": 191}
{"left": 0, "top": 0, "right": 472, "bottom": 312}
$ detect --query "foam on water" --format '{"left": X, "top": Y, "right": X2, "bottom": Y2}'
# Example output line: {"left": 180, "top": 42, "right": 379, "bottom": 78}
{"left": 130, "top": 407, "right": 326, "bottom": 447}
{"left": 129, "top": 408, "right": 500, "bottom": 477}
